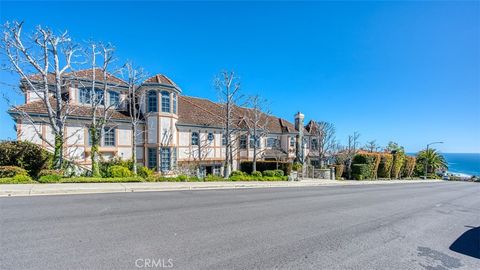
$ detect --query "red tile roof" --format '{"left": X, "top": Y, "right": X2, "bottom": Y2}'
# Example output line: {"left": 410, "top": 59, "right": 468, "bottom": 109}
{"left": 10, "top": 95, "right": 300, "bottom": 133}
{"left": 10, "top": 98, "right": 130, "bottom": 120}
{"left": 24, "top": 68, "right": 127, "bottom": 86}
{"left": 144, "top": 74, "right": 179, "bottom": 88}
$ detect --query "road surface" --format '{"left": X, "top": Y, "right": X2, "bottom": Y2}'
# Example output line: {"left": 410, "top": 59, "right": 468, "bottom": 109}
{"left": 1, "top": 181, "right": 479, "bottom": 269}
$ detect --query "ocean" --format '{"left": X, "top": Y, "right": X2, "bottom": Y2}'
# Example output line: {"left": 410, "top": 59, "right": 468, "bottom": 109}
{"left": 443, "top": 153, "right": 480, "bottom": 177}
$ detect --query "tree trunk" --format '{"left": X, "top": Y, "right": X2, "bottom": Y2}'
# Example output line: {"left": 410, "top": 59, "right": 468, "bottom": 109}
{"left": 131, "top": 124, "right": 137, "bottom": 175}
{"left": 90, "top": 127, "right": 101, "bottom": 177}
{"left": 53, "top": 134, "right": 64, "bottom": 169}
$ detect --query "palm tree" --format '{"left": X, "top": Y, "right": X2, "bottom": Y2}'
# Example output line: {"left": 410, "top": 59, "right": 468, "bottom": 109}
{"left": 416, "top": 148, "right": 448, "bottom": 174}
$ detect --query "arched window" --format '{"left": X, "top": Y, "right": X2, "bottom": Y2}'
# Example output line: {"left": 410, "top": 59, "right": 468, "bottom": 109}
{"left": 173, "top": 93, "right": 177, "bottom": 114}
{"left": 147, "top": 91, "right": 157, "bottom": 112}
{"left": 161, "top": 91, "right": 171, "bottom": 113}
{"left": 191, "top": 132, "right": 199, "bottom": 146}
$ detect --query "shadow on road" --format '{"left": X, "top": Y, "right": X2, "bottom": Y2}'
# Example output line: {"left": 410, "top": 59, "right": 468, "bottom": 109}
{"left": 449, "top": 226, "right": 480, "bottom": 259}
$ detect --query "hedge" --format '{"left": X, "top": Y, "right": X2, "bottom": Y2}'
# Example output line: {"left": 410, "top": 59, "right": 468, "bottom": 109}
{"left": 401, "top": 156, "right": 416, "bottom": 178}
{"left": 0, "top": 141, "right": 52, "bottom": 178}
{"left": 0, "top": 166, "right": 28, "bottom": 178}
{"left": 108, "top": 165, "right": 132, "bottom": 178}
{"left": 0, "top": 175, "right": 35, "bottom": 184}
{"left": 377, "top": 153, "right": 393, "bottom": 178}
{"left": 391, "top": 152, "right": 405, "bottom": 179}
{"left": 60, "top": 177, "right": 144, "bottom": 183}
{"left": 352, "top": 152, "right": 381, "bottom": 179}
{"left": 240, "top": 161, "right": 292, "bottom": 176}
{"left": 351, "top": 164, "right": 371, "bottom": 180}
{"left": 333, "top": 164, "right": 344, "bottom": 180}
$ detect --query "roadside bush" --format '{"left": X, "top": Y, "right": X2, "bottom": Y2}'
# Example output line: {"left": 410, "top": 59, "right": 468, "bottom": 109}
{"left": 60, "top": 177, "right": 143, "bottom": 183}
{"left": 377, "top": 153, "right": 393, "bottom": 178}
{"left": 0, "top": 174, "right": 35, "bottom": 184}
{"left": 251, "top": 171, "right": 262, "bottom": 178}
{"left": 351, "top": 164, "right": 371, "bottom": 180}
{"left": 230, "top": 171, "right": 246, "bottom": 177}
{"left": 38, "top": 174, "right": 62, "bottom": 183}
{"left": 262, "top": 170, "right": 276, "bottom": 177}
{"left": 352, "top": 152, "right": 381, "bottom": 179}
{"left": 0, "top": 166, "right": 28, "bottom": 178}
{"left": 292, "top": 162, "right": 303, "bottom": 172}
{"left": 401, "top": 156, "right": 416, "bottom": 178}
{"left": 99, "top": 157, "right": 134, "bottom": 177}
{"left": 177, "top": 175, "right": 189, "bottom": 182}
{"left": 38, "top": 169, "right": 64, "bottom": 178}
{"left": 137, "top": 166, "right": 154, "bottom": 179}
{"left": 333, "top": 164, "right": 344, "bottom": 180}
{"left": 204, "top": 174, "right": 224, "bottom": 182}
{"left": 273, "top": 169, "right": 284, "bottom": 177}
{"left": 240, "top": 161, "right": 292, "bottom": 176}
{"left": 391, "top": 152, "right": 405, "bottom": 179}
{"left": 108, "top": 165, "right": 132, "bottom": 178}
{"left": 0, "top": 140, "right": 52, "bottom": 178}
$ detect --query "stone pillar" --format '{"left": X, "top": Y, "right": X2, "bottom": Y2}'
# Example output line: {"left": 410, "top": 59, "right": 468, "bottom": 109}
{"left": 294, "top": 112, "right": 305, "bottom": 164}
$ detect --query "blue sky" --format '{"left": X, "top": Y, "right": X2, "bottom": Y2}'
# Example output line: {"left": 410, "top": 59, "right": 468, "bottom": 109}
{"left": 0, "top": 1, "right": 479, "bottom": 153}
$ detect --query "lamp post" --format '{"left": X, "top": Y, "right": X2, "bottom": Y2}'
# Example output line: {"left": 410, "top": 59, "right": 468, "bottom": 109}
{"left": 424, "top": 141, "right": 443, "bottom": 179}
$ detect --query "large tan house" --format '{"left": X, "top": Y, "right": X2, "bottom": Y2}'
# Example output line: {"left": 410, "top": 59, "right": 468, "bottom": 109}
{"left": 9, "top": 70, "right": 319, "bottom": 176}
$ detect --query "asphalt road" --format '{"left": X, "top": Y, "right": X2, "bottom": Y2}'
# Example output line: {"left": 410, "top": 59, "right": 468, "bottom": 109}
{"left": 1, "top": 182, "right": 479, "bottom": 270}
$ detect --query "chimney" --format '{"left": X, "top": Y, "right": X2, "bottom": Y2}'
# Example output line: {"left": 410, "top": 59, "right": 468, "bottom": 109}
{"left": 294, "top": 112, "right": 305, "bottom": 164}
{"left": 294, "top": 112, "right": 304, "bottom": 131}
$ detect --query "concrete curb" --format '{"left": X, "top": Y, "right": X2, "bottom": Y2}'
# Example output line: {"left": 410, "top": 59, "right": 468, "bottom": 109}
{"left": 0, "top": 179, "right": 445, "bottom": 197}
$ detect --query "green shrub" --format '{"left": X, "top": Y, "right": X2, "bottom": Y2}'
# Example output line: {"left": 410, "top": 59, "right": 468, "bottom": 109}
{"left": 351, "top": 164, "right": 371, "bottom": 180}
{"left": 391, "top": 152, "right": 405, "bottom": 179}
{"left": 100, "top": 157, "right": 134, "bottom": 177}
{"left": 251, "top": 171, "right": 262, "bottom": 178}
{"left": 204, "top": 174, "right": 224, "bottom": 182}
{"left": 60, "top": 177, "right": 143, "bottom": 183}
{"left": 0, "top": 166, "right": 28, "bottom": 178}
{"left": 377, "top": 153, "right": 393, "bottom": 178}
{"left": 262, "top": 170, "right": 276, "bottom": 177}
{"left": 240, "top": 161, "right": 292, "bottom": 176}
{"left": 108, "top": 165, "right": 132, "bottom": 178}
{"left": 230, "top": 171, "right": 246, "bottom": 177}
{"left": 177, "top": 175, "right": 189, "bottom": 182}
{"left": 352, "top": 152, "right": 381, "bottom": 179}
{"left": 273, "top": 170, "right": 284, "bottom": 177}
{"left": 0, "top": 141, "right": 52, "bottom": 178}
{"left": 0, "top": 174, "right": 35, "bottom": 184}
{"left": 38, "top": 169, "right": 64, "bottom": 178}
{"left": 292, "top": 162, "right": 303, "bottom": 172}
{"left": 38, "top": 174, "right": 62, "bottom": 183}
{"left": 137, "top": 166, "right": 154, "bottom": 179}
{"left": 229, "top": 174, "right": 252, "bottom": 181}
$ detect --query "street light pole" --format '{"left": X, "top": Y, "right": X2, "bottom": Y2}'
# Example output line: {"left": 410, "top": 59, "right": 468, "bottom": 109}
{"left": 424, "top": 141, "right": 444, "bottom": 179}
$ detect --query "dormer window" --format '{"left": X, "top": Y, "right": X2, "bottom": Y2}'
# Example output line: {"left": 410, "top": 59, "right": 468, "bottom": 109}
{"left": 161, "top": 91, "right": 171, "bottom": 113}
{"left": 109, "top": 91, "right": 120, "bottom": 107}
{"left": 147, "top": 90, "right": 158, "bottom": 112}
{"left": 79, "top": 88, "right": 104, "bottom": 105}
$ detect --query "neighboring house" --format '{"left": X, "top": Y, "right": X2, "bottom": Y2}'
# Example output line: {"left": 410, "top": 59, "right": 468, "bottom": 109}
{"left": 8, "top": 70, "right": 316, "bottom": 175}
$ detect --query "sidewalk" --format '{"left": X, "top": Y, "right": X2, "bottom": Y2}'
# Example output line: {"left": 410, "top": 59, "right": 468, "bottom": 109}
{"left": 0, "top": 179, "right": 443, "bottom": 197}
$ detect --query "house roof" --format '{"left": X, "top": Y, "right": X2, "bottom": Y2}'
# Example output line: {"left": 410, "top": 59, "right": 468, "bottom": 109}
{"left": 177, "top": 96, "right": 299, "bottom": 134}
{"left": 10, "top": 95, "right": 300, "bottom": 133}
{"left": 10, "top": 98, "right": 131, "bottom": 121}
{"left": 143, "top": 74, "right": 180, "bottom": 89}
{"left": 24, "top": 68, "right": 128, "bottom": 87}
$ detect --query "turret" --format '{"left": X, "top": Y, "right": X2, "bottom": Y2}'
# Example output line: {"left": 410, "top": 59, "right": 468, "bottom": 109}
{"left": 294, "top": 112, "right": 305, "bottom": 163}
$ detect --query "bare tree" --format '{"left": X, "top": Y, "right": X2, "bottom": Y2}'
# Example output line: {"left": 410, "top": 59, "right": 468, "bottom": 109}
{"left": 79, "top": 42, "right": 120, "bottom": 176}
{"left": 365, "top": 140, "right": 379, "bottom": 152}
{"left": 346, "top": 131, "right": 360, "bottom": 179}
{"left": 246, "top": 94, "right": 270, "bottom": 172}
{"left": 310, "top": 121, "right": 336, "bottom": 168}
{"left": 1, "top": 21, "right": 79, "bottom": 169}
{"left": 124, "top": 62, "right": 147, "bottom": 175}
{"left": 214, "top": 70, "right": 242, "bottom": 178}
